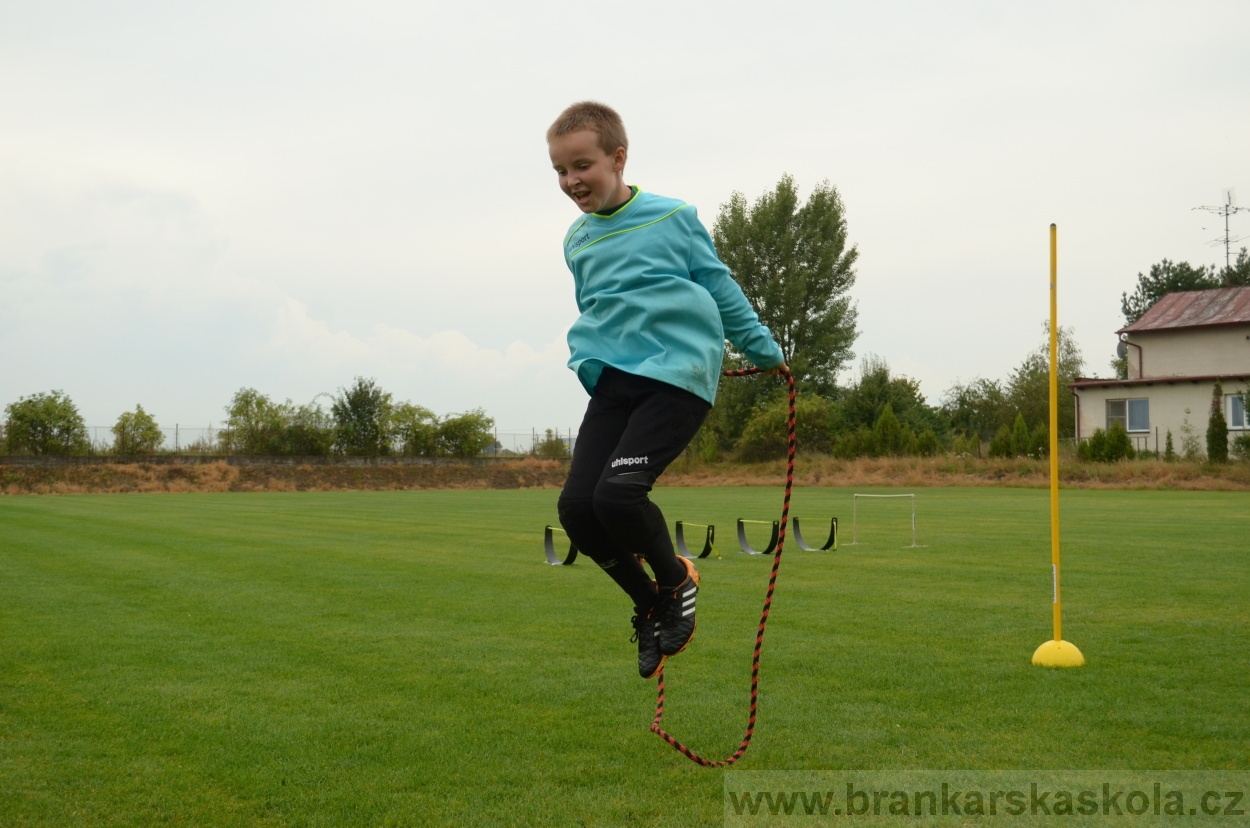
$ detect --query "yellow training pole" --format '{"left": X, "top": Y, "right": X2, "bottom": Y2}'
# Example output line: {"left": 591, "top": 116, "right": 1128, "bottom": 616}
{"left": 1033, "top": 224, "right": 1085, "bottom": 667}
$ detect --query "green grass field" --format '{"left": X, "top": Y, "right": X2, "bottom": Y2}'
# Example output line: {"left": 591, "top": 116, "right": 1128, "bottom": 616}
{"left": 2, "top": 486, "right": 1248, "bottom": 827}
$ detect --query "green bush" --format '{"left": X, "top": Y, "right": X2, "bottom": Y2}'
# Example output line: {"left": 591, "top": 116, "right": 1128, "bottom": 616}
{"left": 951, "top": 433, "right": 968, "bottom": 456}
{"left": 736, "top": 394, "right": 838, "bottom": 461}
{"left": 692, "top": 424, "right": 720, "bottom": 463}
{"left": 1106, "top": 422, "right": 1137, "bottom": 461}
{"left": 832, "top": 425, "right": 875, "bottom": 459}
{"left": 1078, "top": 429, "right": 1104, "bottom": 462}
{"left": 915, "top": 428, "right": 941, "bottom": 457}
{"left": 1179, "top": 408, "right": 1202, "bottom": 460}
{"left": 988, "top": 424, "right": 1013, "bottom": 458}
{"left": 1079, "top": 423, "right": 1135, "bottom": 462}
{"left": 1028, "top": 424, "right": 1049, "bottom": 459}
{"left": 1009, "top": 413, "right": 1030, "bottom": 457}
{"left": 1207, "top": 381, "right": 1229, "bottom": 463}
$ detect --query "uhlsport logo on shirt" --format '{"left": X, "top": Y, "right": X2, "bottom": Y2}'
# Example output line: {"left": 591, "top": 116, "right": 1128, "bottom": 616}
{"left": 611, "top": 455, "right": 648, "bottom": 469}
{"left": 569, "top": 232, "right": 591, "bottom": 251}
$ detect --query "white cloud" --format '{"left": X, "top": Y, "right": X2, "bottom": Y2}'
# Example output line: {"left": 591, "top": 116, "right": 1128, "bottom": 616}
{"left": 268, "top": 297, "right": 567, "bottom": 377}
{"left": 261, "top": 298, "right": 583, "bottom": 427}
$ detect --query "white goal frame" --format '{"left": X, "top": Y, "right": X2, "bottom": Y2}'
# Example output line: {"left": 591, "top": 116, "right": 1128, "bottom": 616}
{"left": 849, "top": 493, "right": 922, "bottom": 548}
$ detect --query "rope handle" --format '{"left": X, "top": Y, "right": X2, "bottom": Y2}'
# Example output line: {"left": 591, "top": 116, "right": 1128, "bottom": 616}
{"left": 650, "top": 366, "right": 796, "bottom": 767}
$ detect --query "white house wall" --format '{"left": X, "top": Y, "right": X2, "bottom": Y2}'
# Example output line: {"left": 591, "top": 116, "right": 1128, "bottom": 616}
{"left": 1125, "top": 327, "right": 1250, "bottom": 379}
{"left": 1075, "top": 379, "right": 1248, "bottom": 456}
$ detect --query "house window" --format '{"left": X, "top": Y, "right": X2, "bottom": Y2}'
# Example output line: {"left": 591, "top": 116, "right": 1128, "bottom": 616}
{"left": 1106, "top": 399, "right": 1125, "bottom": 429}
{"left": 1107, "top": 398, "right": 1149, "bottom": 432}
{"left": 1229, "top": 394, "right": 1247, "bottom": 430}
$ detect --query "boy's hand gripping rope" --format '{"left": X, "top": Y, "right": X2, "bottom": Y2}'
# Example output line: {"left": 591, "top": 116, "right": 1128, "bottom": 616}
{"left": 650, "top": 366, "right": 795, "bottom": 767}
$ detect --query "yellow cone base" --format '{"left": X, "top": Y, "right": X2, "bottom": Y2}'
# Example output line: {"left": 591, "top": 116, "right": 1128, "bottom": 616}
{"left": 1032, "top": 639, "right": 1085, "bottom": 667}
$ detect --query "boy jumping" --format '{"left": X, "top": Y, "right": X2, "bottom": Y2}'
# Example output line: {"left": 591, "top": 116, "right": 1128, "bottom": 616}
{"left": 548, "top": 101, "right": 787, "bottom": 679}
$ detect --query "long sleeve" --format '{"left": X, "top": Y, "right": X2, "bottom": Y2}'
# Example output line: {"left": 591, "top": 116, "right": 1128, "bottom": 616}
{"left": 682, "top": 208, "right": 785, "bottom": 369}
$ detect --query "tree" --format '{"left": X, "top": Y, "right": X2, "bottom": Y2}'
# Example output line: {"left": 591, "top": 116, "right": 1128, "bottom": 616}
{"left": 534, "top": 429, "right": 570, "bottom": 459}
{"left": 436, "top": 409, "right": 494, "bottom": 458}
{"left": 4, "top": 391, "right": 89, "bottom": 455}
{"left": 112, "top": 405, "right": 164, "bottom": 454}
{"left": 281, "top": 400, "right": 334, "bottom": 456}
{"left": 221, "top": 390, "right": 334, "bottom": 456}
{"left": 1004, "top": 323, "right": 1084, "bottom": 438}
{"left": 1218, "top": 247, "right": 1250, "bottom": 287}
{"left": 1121, "top": 259, "right": 1219, "bottom": 325}
{"left": 871, "top": 402, "right": 910, "bottom": 457}
{"left": 841, "top": 355, "right": 947, "bottom": 439}
{"left": 713, "top": 174, "right": 859, "bottom": 396}
{"left": 942, "top": 377, "right": 1010, "bottom": 442}
{"left": 393, "top": 402, "right": 440, "bottom": 457}
{"left": 221, "top": 388, "right": 286, "bottom": 454}
{"left": 1207, "top": 380, "right": 1229, "bottom": 463}
{"left": 332, "top": 377, "right": 394, "bottom": 456}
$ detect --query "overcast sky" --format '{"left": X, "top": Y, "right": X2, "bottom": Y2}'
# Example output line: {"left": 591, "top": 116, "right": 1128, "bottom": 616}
{"left": 3, "top": 1, "right": 1249, "bottom": 440}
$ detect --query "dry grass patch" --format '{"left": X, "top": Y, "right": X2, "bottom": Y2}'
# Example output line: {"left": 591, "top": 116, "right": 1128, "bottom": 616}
{"left": 663, "top": 454, "right": 1250, "bottom": 491}
{"left": 5, "top": 455, "right": 1249, "bottom": 494}
{"left": 0, "top": 458, "right": 568, "bottom": 495}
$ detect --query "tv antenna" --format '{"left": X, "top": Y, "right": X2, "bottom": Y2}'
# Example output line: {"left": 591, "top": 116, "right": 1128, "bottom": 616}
{"left": 1193, "top": 188, "right": 1248, "bottom": 278}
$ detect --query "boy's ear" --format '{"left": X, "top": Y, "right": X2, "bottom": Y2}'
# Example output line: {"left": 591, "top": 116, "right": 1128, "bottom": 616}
{"left": 612, "top": 145, "right": 627, "bottom": 173}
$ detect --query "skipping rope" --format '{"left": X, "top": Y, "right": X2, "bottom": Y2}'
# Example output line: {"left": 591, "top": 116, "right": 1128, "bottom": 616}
{"left": 650, "top": 366, "right": 796, "bottom": 767}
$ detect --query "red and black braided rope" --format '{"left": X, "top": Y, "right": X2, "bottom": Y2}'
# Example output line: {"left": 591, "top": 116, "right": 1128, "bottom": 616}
{"left": 650, "top": 365, "right": 796, "bottom": 767}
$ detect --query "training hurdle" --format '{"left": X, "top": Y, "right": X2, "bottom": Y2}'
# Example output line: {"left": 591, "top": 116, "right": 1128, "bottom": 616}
{"left": 543, "top": 525, "right": 578, "bottom": 566}
{"left": 675, "top": 521, "right": 717, "bottom": 559}
{"left": 736, "top": 519, "right": 779, "bottom": 555}
{"left": 792, "top": 516, "right": 838, "bottom": 551}
{"left": 545, "top": 521, "right": 717, "bottom": 564}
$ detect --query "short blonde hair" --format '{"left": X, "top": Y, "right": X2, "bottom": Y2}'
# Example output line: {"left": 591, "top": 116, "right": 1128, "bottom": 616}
{"left": 547, "top": 101, "right": 628, "bottom": 153}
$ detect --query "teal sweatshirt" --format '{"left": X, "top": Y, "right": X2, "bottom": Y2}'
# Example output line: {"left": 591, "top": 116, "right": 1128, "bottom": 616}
{"left": 561, "top": 188, "right": 785, "bottom": 404}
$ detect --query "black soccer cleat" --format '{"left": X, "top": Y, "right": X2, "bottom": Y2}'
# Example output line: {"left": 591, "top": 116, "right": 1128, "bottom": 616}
{"left": 656, "top": 557, "right": 699, "bottom": 657}
{"left": 630, "top": 608, "right": 664, "bottom": 679}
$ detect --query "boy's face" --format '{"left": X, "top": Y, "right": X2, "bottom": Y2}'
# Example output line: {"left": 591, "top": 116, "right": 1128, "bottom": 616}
{"left": 548, "top": 129, "right": 631, "bottom": 213}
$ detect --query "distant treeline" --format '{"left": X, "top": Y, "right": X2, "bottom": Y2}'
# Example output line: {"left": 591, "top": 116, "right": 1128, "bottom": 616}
{"left": 9, "top": 341, "right": 1243, "bottom": 464}
{"left": 2, "top": 378, "right": 495, "bottom": 459}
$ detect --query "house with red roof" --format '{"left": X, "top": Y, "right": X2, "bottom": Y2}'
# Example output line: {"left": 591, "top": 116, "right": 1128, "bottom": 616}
{"left": 1070, "top": 286, "right": 1250, "bottom": 456}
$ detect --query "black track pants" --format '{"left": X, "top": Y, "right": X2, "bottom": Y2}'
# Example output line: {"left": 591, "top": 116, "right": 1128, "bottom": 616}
{"left": 557, "top": 367, "right": 711, "bottom": 611}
